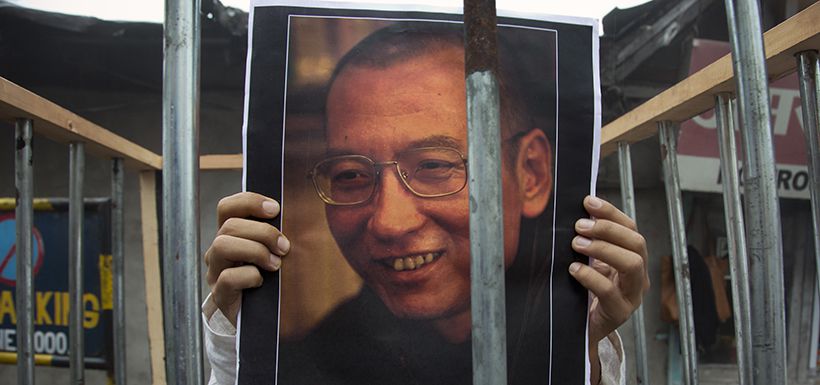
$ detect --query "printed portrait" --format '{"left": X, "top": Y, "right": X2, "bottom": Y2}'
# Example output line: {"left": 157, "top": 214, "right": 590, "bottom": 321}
{"left": 240, "top": 4, "right": 599, "bottom": 384}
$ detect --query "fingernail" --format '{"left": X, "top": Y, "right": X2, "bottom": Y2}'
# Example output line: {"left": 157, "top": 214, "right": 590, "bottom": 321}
{"left": 262, "top": 200, "right": 279, "bottom": 216}
{"left": 587, "top": 196, "right": 603, "bottom": 209}
{"left": 277, "top": 236, "right": 291, "bottom": 254}
{"left": 577, "top": 218, "right": 595, "bottom": 230}
{"left": 269, "top": 254, "right": 282, "bottom": 270}
{"left": 574, "top": 236, "right": 592, "bottom": 247}
{"left": 569, "top": 262, "right": 581, "bottom": 273}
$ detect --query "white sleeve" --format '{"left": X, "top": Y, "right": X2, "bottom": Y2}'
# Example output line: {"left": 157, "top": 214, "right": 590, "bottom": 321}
{"left": 598, "top": 331, "right": 626, "bottom": 385}
{"left": 202, "top": 294, "right": 238, "bottom": 385}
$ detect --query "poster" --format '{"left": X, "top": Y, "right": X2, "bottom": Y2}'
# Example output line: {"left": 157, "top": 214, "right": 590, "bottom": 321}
{"left": 241, "top": 1, "right": 600, "bottom": 383}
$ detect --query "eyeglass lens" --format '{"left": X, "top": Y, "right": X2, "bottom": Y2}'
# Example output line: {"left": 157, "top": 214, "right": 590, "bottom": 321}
{"left": 312, "top": 148, "right": 466, "bottom": 205}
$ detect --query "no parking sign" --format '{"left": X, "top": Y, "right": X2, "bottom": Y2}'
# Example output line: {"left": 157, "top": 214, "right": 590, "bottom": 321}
{"left": 0, "top": 213, "right": 45, "bottom": 286}
{"left": 0, "top": 198, "right": 112, "bottom": 369}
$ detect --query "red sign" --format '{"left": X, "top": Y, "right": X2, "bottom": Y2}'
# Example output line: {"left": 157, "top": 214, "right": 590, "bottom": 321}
{"left": 677, "top": 39, "right": 810, "bottom": 199}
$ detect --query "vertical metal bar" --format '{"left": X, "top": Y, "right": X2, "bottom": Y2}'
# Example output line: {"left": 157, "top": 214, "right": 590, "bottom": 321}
{"left": 724, "top": 1, "right": 788, "bottom": 383}
{"left": 69, "top": 142, "right": 85, "bottom": 385}
{"left": 714, "top": 93, "right": 752, "bottom": 385}
{"left": 163, "top": 0, "right": 203, "bottom": 382}
{"left": 15, "top": 119, "right": 34, "bottom": 385}
{"left": 463, "top": 1, "right": 507, "bottom": 384}
{"left": 796, "top": 51, "right": 820, "bottom": 309}
{"left": 658, "top": 121, "right": 698, "bottom": 385}
{"left": 111, "top": 158, "right": 126, "bottom": 385}
{"left": 617, "top": 142, "right": 650, "bottom": 385}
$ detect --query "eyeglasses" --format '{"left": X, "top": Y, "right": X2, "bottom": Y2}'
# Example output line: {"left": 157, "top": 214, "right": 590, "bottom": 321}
{"left": 309, "top": 147, "right": 468, "bottom": 206}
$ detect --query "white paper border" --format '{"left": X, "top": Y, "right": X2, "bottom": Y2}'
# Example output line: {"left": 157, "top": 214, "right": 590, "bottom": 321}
{"left": 240, "top": 3, "right": 601, "bottom": 384}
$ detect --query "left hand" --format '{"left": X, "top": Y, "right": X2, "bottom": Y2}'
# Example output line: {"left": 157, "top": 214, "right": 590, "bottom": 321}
{"left": 569, "top": 195, "right": 650, "bottom": 383}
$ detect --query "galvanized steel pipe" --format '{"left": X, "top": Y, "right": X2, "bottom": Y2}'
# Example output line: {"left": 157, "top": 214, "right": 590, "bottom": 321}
{"left": 714, "top": 94, "right": 752, "bottom": 385}
{"left": 15, "top": 119, "right": 34, "bottom": 385}
{"left": 162, "top": 0, "right": 203, "bottom": 382}
{"left": 796, "top": 51, "right": 820, "bottom": 309}
{"left": 69, "top": 142, "right": 85, "bottom": 385}
{"left": 724, "top": 1, "right": 788, "bottom": 382}
{"left": 658, "top": 121, "right": 698, "bottom": 385}
{"left": 617, "top": 142, "right": 650, "bottom": 385}
{"left": 464, "top": 1, "right": 508, "bottom": 384}
{"left": 111, "top": 158, "right": 126, "bottom": 385}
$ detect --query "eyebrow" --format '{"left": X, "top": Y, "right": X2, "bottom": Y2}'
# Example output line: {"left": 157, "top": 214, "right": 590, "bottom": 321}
{"left": 325, "top": 135, "right": 465, "bottom": 157}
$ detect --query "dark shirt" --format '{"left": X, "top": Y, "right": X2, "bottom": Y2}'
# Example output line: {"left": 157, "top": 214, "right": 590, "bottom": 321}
{"left": 278, "top": 286, "right": 552, "bottom": 385}
{"left": 279, "top": 288, "right": 473, "bottom": 385}
{"left": 276, "top": 217, "right": 585, "bottom": 384}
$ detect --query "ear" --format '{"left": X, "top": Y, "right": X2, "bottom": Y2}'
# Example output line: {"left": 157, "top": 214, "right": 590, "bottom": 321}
{"left": 515, "top": 129, "right": 552, "bottom": 218}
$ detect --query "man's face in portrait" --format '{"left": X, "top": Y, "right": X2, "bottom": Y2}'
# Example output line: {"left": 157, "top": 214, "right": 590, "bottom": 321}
{"left": 319, "top": 44, "right": 552, "bottom": 339}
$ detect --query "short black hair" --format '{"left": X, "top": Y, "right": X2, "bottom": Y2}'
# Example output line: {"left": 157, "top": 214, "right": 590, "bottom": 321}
{"left": 325, "top": 21, "right": 537, "bottom": 160}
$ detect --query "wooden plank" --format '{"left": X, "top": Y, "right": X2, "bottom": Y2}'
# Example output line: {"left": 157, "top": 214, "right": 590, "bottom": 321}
{"left": 139, "top": 171, "right": 167, "bottom": 385}
{"left": 200, "top": 154, "right": 243, "bottom": 170}
{"left": 0, "top": 77, "right": 162, "bottom": 170}
{"left": 600, "top": 2, "right": 820, "bottom": 156}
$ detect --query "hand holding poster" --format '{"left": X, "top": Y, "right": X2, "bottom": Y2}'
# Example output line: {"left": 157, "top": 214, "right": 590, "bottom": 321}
{"left": 225, "top": 1, "right": 606, "bottom": 383}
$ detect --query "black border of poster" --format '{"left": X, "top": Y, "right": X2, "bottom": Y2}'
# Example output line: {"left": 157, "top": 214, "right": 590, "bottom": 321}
{"left": 241, "top": 5, "right": 596, "bottom": 384}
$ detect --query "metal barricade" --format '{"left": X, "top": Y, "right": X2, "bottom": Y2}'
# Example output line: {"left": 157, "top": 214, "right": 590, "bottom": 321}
{"left": 714, "top": 94, "right": 752, "bottom": 385}
{"left": 605, "top": 1, "right": 820, "bottom": 384}
{"left": 464, "top": 1, "right": 508, "bottom": 384}
{"left": 161, "top": 0, "right": 204, "bottom": 382}
{"left": 4, "top": 0, "right": 819, "bottom": 384}
{"left": 15, "top": 119, "right": 34, "bottom": 385}
{"left": 2, "top": 72, "right": 162, "bottom": 383}
{"left": 659, "top": 121, "right": 699, "bottom": 385}
{"left": 796, "top": 51, "right": 820, "bottom": 314}
{"left": 111, "top": 158, "right": 126, "bottom": 385}
{"left": 618, "top": 142, "right": 650, "bottom": 385}
{"left": 68, "top": 142, "right": 86, "bottom": 384}
{"left": 724, "top": 1, "right": 788, "bottom": 383}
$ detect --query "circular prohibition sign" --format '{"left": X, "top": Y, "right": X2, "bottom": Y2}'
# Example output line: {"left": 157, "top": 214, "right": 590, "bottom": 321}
{"left": 0, "top": 212, "right": 45, "bottom": 286}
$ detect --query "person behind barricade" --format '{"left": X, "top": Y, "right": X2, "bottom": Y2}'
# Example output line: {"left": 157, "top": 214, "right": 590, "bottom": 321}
{"left": 202, "top": 22, "right": 648, "bottom": 385}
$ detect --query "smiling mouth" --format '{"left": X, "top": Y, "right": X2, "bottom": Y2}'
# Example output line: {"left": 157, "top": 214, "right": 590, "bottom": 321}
{"left": 385, "top": 252, "right": 442, "bottom": 271}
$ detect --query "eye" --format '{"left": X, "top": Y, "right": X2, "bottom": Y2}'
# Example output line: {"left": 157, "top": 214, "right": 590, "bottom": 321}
{"left": 333, "top": 170, "right": 371, "bottom": 183}
{"left": 412, "top": 159, "right": 461, "bottom": 181}
{"left": 417, "top": 159, "right": 455, "bottom": 171}
{"left": 327, "top": 160, "right": 374, "bottom": 188}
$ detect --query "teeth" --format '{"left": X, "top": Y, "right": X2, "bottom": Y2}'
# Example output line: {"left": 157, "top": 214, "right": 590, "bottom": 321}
{"left": 393, "top": 259, "right": 405, "bottom": 271}
{"left": 390, "top": 252, "right": 440, "bottom": 271}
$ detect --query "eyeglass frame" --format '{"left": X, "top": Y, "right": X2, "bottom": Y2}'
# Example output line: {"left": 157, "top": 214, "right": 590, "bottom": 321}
{"left": 307, "top": 146, "right": 469, "bottom": 206}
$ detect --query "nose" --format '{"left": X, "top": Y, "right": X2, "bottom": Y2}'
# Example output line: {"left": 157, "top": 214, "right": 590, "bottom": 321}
{"left": 367, "top": 167, "right": 426, "bottom": 240}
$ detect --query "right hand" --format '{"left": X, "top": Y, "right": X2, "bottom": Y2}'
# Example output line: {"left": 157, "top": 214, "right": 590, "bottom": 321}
{"left": 204, "top": 192, "right": 291, "bottom": 326}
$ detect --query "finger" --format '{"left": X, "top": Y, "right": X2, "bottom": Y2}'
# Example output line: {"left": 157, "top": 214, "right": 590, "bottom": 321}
{"left": 575, "top": 216, "right": 650, "bottom": 292}
{"left": 205, "top": 234, "right": 282, "bottom": 287}
{"left": 217, "top": 217, "right": 291, "bottom": 257}
{"left": 568, "top": 262, "right": 632, "bottom": 324}
{"left": 212, "top": 264, "right": 264, "bottom": 325}
{"left": 575, "top": 218, "right": 648, "bottom": 259}
{"left": 217, "top": 192, "right": 280, "bottom": 227}
{"left": 572, "top": 236, "right": 646, "bottom": 303}
{"left": 589, "top": 259, "right": 614, "bottom": 278}
{"left": 583, "top": 196, "right": 637, "bottom": 231}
